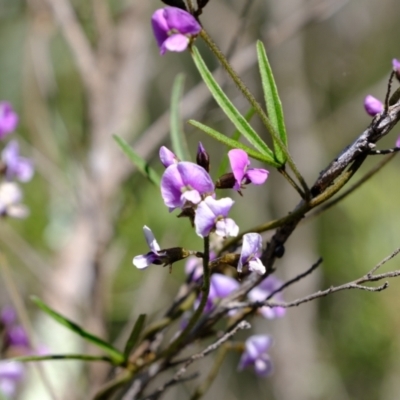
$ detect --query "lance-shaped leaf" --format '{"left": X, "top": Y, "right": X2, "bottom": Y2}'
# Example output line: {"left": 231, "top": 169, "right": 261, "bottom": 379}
{"left": 189, "top": 120, "right": 280, "bottom": 167}
{"left": 170, "top": 74, "right": 191, "bottom": 161}
{"left": 13, "top": 354, "right": 116, "bottom": 364}
{"left": 191, "top": 46, "right": 273, "bottom": 157}
{"left": 113, "top": 135, "right": 161, "bottom": 186}
{"left": 257, "top": 41, "right": 288, "bottom": 164}
{"left": 123, "top": 314, "right": 146, "bottom": 358}
{"left": 31, "top": 296, "right": 125, "bottom": 364}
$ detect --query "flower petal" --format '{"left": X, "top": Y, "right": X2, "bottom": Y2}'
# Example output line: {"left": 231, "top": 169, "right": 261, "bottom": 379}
{"left": 215, "top": 217, "right": 239, "bottom": 238}
{"left": 143, "top": 225, "right": 161, "bottom": 253}
{"left": 245, "top": 168, "right": 269, "bottom": 185}
{"left": 210, "top": 274, "right": 239, "bottom": 298}
{"left": 164, "top": 7, "right": 201, "bottom": 35}
{"left": 151, "top": 9, "right": 169, "bottom": 51}
{"left": 364, "top": 95, "right": 383, "bottom": 116}
{"left": 248, "top": 258, "right": 266, "bottom": 275}
{"left": 228, "top": 149, "right": 249, "bottom": 190}
{"left": 163, "top": 34, "right": 190, "bottom": 53}
{"left": 159, "top": 146, "right": 178, "bottom": 167}
{"left": 238, "top": 233, "right": 262, "bottom": 272}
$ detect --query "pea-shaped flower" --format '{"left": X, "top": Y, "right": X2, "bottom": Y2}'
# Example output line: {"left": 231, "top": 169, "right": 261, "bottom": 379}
{"left": 194, "top": 196, "right": 239, "bottom": 238}
{"left": 2, "top": 141, "right": 34, "bottom": 182}
{"left": 237, "top": 233, "right": 266, "bottom": 275}
{"left": 238, "top": 335, "right": 273, "bottom": 377}
{"left": 228, "top": 149, "right": 269, "bottom": 191}
{"left": 151, "top": 7, "right": 202, "bottom": 55}
{"left": 161, "top": 161, "right": 214, "bottom": 211}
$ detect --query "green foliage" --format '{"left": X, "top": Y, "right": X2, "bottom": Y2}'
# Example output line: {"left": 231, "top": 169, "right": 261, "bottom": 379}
{"left": 256, "top": 41, "right": 288, "bottom": 164}
{"left": 123, "top": 314, "right": 146, "bottom": 358}
{"left": 113, "top": 135, "right": 161, "bottom": 187}
{"left": 31, "top": 296, "right": 125, "bottom": 364}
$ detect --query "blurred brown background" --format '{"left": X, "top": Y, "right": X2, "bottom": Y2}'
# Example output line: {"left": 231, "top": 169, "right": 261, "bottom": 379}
{"left": 1, "top": 0, "right": 400, "bottom": 399}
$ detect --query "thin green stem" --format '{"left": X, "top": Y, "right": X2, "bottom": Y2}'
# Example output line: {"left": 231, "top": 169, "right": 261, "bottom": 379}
{"left": 199, "top": 29, "right": 310, "bottom": 198}
{"left": 162, "top": 236, "right": 211, "bottom": 359}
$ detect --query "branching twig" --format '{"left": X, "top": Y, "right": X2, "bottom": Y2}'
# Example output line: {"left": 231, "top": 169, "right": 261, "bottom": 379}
{"left": 142, "top": 321, "right": 250, "bottom": 400}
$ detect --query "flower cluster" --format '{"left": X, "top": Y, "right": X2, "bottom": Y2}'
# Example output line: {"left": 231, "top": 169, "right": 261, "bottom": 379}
{"left": 0, "top": 102, "right": 34, "bottom": 219}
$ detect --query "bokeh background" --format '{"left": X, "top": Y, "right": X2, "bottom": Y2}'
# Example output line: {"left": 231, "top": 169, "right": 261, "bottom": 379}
{"left": 1, "top": 0, "right": 400, "bottom": 399}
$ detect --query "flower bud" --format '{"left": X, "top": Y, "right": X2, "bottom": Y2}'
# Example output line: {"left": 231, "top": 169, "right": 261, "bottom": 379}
{"left": 196, "top": 142, "right": 210, "bottom": 172}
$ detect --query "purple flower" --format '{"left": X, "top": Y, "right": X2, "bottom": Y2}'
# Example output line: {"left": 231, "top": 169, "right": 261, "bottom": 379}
{"left": 0, "top": 306, "right": 16, "bottom": 327}
{"left": 364, "top": 95, "right": 383, "bottom": 116}
{"left": 161, "top": 161, "right": 214, "bottom": 211}
{"left": 5, "top": 325, "right": 29, "bottom": 348}
{"left": 159, "top": 146, "right": 179, "bottom": 168}
{"left": 228, "top": 149, "right": 269, "bottom": 191}
{"left": 0, "top": 182, "right": 28, "bottom": 218}
{"left": 0, "top": 102, "right": 18, "bottom": 139}
{"left": 237, "top": 233, "right": 266, "bottom": 275}
{"left": 151, "top": 7, "right": 201, "bottom": 55}
{"left": 248, "top": 276, "right": 286, "bottom": 319}
{"left": 0, "top": 361, "right": 24, "bottom": 397}
{"left": 196, "top": 273, "right": 239, "bottom": 313}
{"left": 194, "top": 196, "right": 239, "bottom": 238}
{"left": 132, "top": 226, "right": 168, "bottom": 269}
{"left": 2, "top": 141, "right": 34, "bottom": 182}
{"left": 238, "top": 335, "right": 273, "bottom": 377}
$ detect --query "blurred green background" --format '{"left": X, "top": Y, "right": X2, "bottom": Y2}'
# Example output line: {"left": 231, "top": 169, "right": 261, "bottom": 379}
{"left": 1, "top": 0, "right": 400, "bottom": 399}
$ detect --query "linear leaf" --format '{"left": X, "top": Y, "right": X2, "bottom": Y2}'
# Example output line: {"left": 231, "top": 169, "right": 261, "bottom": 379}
{"left": 13, "top": 354, "right": 116, "bottom": 364}
{"left": 113, "top": 135, "right": 161, "bottom": 186}
{"left": 191, "top": 46, "right": 272, "bottom": 156}
{"left": 123, "top": 314, "right": 146, "bottom": 358}
{"left": 256, "top": 40, "right": 288, "bottom": 164}
{"left": 170, "top": 74, "right": 191, "bottom": 161}
{"left": 31, "top": 296, "right": 125, "bottom": 364}
{"left": 189, "top": 120, "right": 280, "bottom": 167}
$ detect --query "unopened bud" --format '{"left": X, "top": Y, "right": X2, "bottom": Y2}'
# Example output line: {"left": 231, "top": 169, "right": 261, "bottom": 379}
{"left": 215, "top": 173, "right": 236, "bottom": 189}
{"left": 196, "top": 142, "right": 210, "bottom": 172}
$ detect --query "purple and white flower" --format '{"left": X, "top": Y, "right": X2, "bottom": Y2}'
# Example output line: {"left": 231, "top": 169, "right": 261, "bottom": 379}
{"left": 161, "top": 161, "right": 214, "bottom": 211}
{"left": 0, "top": 102, "right": 18, "bottom": 139}
{"left": 194, "top": 196, "right": 238, "bottom": 238}
{"left": 151, "top": 7, "right": 201, "bottom": 55}
{"left": 237, "top": 233, "right": 266, "bottom": 275}
{"left": 364, "top": 95, "right": 383, "bottom": 117}
{"left": 238, "top": 335, "right": 273, "bottom": 377}
{"left": 228, "top": 149, "right": 269, "bottom": 191}
{"left": 248, "top": 276, "right": 286, "bottom": 319}
{"left": 2, "top": 141, "right": 34, "bottom": 182}
{"left": 132, "top": 226, "right": 168, "bottom": 269}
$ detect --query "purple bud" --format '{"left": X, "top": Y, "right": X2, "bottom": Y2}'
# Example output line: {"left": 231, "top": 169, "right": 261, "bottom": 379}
{"left": 196, "top": 142, "right": 210, "bottom": 172}
{"left": 0, "top": 102, "right": 18, "bottom": 139}
{"left": 238, "top": 335, "right": 273, "bottom": 377}
{"left": 393, "top": 59, "right": 400, "bottom": 81}
{"left": 396, "top": 135, "right": 400, "bottom": 148}
{"left": 364, "top": 95, "right": 383, "bottom": 116}
{"left": 151, "top": 7, "right": 201, "bottom": 55}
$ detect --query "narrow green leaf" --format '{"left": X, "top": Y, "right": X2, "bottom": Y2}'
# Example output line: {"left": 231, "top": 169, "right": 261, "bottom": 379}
{"left": 191, "top": 46, "right": 272, "bottom": 156}
{"left": 170, "top": 74, "right": 191, "bottom": 161}
{"left": 123, "top": 314, "right": 146, "bottom": 358}
{"left": 31, "top": 296, "right": 125, "bottom": 364}
{"left": 13, "top": 354, "right": 116, "bottom": 364}
{"left": 113, "top": 135, "right": 161, "bottom": 186}
{"left": 217, "top": 107, "right": 256, "bottom": 176}
{"left": 256, "top": 40, "right": 288, "bottom": 164}
{"left": 189, "top": 120, "right": 280, "bottom": 167}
